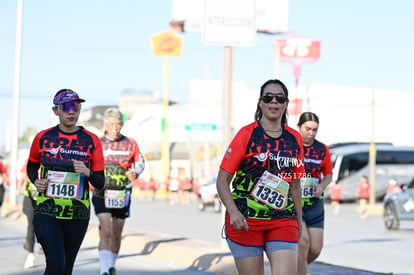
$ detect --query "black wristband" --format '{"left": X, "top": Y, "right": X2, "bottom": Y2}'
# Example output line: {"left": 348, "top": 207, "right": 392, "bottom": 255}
{"left": 89, "top": 170, "right": 93, "bottom": 178}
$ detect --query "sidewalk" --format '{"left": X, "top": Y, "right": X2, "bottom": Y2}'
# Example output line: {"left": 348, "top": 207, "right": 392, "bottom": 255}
{"left": 1, "top": 195, "right": 389, "bottom": 275}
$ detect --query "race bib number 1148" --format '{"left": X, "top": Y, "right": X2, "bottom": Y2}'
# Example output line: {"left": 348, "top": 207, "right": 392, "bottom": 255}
{"left": 46, "top": 171, "right": 80, "bottom": 199}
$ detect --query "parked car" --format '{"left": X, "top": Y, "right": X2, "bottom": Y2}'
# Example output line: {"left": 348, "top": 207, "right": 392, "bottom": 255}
{"left": 325, "top": 144, "right": 414, "bottom": 201}
{"left": 197, "top": 176, "right": 221, "bottom": 212}
{"left": 383, "top": 178, "right": 414, "bottom": 230}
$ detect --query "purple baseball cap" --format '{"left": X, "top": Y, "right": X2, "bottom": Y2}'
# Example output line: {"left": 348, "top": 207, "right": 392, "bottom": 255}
{"left": 53, "top": 89, "right": 85, "bottom": 105}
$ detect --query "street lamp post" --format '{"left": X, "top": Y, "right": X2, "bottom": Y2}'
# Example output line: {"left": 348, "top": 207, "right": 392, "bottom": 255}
{"left": 9, "top": 0, "right": 24, "bottom": 206}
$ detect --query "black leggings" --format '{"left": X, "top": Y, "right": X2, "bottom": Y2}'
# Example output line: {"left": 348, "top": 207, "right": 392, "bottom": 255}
{"left": 33, "top": 213, "right": 89, "bottom": 275}
{"left": 0, "top": 184, "right": 5, "bottom": 207}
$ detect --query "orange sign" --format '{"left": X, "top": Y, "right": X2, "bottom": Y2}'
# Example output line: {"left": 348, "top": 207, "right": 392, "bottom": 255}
{"left": 151, "top": 31, "right": 183, "bottom": 57}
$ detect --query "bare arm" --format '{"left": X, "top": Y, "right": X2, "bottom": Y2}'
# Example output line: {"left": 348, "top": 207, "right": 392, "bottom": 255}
{"left": 290, "top": 178, "right": 303, "bottom": 238}
{"left": 216, "top": 168, "right": 248, "bottom": 231}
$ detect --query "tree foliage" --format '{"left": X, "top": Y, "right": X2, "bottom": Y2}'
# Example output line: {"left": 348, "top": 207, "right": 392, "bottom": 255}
{"left": 19, "top": 126, "right": 37, "bottom": 144}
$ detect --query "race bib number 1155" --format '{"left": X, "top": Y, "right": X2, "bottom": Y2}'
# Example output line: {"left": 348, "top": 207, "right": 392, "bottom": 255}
{"left": 105, "top": 189, "right": 126, "bottom": 209}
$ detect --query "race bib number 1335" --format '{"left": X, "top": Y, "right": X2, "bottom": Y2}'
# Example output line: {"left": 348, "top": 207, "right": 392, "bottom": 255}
{"left": 251, "top": 171, "right": 290, "bottom": 210}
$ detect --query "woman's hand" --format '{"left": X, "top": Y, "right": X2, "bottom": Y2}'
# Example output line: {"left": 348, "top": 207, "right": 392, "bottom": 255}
{"left": 216, "top": 168, "right": 249, "bottom": 231}
{"left": 72, "top": 159, "right": 91, "bottom": 177}
{"left": 229, "top": 210, "right": 249, "bottom": 231}
{"left": 313, "top": 185, "right": 324, "bottom": 198}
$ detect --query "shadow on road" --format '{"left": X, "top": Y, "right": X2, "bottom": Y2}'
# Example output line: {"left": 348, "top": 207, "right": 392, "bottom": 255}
{"left": 141, "top": 237, "right": 187, "bottom": 255}
{"left": 190, "top": 252, "right": 231, "bottom": 271}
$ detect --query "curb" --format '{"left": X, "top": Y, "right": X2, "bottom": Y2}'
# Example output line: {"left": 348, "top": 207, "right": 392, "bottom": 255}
{"left": 367, "top": 205, "right": 384, "bottom": 215}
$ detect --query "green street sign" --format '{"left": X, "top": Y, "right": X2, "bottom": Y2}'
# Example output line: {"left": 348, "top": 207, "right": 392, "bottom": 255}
{"left": 185, "top": 123, "right": 217, "bottom": 131}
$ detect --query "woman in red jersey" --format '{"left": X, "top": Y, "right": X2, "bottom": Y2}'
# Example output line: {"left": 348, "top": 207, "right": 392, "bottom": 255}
{"left": 357, "top": 175, "right": 370, "bottom": 219}
{"left": 27, "top": 89, "right": 105, "bottom": 275}
{"left": 329, "top": 182, "right": 344, "bottom": 214}
{"left": 296, "top": 112, "right": 333, "bottom": 275}
{"left": 217, "top": 79, "right": 304, "bottom": 275}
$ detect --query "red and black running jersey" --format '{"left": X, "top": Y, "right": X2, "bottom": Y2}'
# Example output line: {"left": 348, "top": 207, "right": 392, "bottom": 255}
{"left": 302, "top": 140, "right": 333, "bottom": 208}
{"left": 29, "top": 125, "right": 105, "bottom": 220}
{"left": 93, "top": 134, "right": 142, "bottom": 197}
{"left": 220, "top": 121, "right": 305, "bottom": 220}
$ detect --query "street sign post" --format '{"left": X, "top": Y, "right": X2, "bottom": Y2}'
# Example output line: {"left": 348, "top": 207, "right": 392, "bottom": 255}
{"left": 151, "top": 31, "right": 183, "bottom": 179}
{"left": 201, "top": 0, "right": 256, "bottom": 164}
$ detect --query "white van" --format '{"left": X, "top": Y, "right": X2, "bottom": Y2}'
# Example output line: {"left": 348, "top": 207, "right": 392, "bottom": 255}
{"left": 325, "top": 144, "right": 414, "bottom": 201}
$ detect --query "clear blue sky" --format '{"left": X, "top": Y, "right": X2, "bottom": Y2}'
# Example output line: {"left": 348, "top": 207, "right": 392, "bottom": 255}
{"left": 0, "top": 0, "right": 413, "bottom": 149}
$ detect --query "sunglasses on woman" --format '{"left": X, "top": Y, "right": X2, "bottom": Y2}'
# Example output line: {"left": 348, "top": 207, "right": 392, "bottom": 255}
{"left": 56, "top": 101, "right": 81, "bottom": 112}
{"left": 261, "top": 93, "right": 288, "bottom": 104}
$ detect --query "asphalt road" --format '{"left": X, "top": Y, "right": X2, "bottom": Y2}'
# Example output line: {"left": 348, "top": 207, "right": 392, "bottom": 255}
{"left": 126, "top": 194, "right": 414, "bottom": 275}
{"left": 2, "top": 192, "right": 414, "bottom": 275}
{"left": 0, "top": 195, "right": 220, "bottom": 275}
{"left": 317, "top": 202, "right": 414, "bottom": 275}
{"left": 123, "top": 195, "right": 225, "bottom": 245}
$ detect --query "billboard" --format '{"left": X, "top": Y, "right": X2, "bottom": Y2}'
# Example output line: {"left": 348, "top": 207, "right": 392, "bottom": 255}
{"left": 276, "top": 36, "right": 321, "bottom": 60}
{"left": 202, "top": 0, "right": 256, "bottom": 47}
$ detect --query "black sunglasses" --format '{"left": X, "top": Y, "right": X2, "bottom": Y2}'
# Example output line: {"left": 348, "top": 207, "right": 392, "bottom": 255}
{"left": 261, "top": 93, "right": 287, "bottom": 104}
